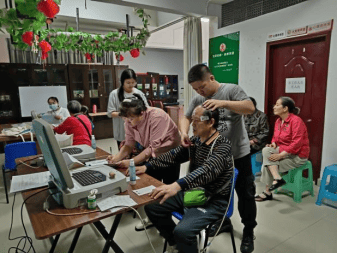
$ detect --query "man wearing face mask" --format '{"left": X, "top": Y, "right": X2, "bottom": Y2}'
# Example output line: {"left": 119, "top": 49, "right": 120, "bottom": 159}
{"left": 45, "top": 96, "right": 70, "bottom": 125}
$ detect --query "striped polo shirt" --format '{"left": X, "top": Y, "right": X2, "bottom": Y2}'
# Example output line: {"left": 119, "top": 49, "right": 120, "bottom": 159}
{"left": 146, "top": 133, "right": 234, "bottom": 197}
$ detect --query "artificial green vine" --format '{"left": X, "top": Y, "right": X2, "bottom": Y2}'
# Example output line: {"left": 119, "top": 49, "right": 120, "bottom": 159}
{"left": 0, "top": 0, "right": 150, "bottom": 57}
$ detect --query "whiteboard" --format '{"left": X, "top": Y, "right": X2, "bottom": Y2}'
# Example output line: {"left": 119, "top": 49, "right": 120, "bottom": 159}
{"left": 19, "top": 86, "right": 68, "bottom": 117}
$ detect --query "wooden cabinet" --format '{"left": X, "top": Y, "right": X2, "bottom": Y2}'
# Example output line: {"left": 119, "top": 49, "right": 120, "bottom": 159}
{"left": 68, "top": 64, "right": 128, "bottom": 113}
{"left": 67, "top": 64, "right": 128, "bottom": 139}
{"left": 135, "top": 73, "right": 179, "bottom": 104}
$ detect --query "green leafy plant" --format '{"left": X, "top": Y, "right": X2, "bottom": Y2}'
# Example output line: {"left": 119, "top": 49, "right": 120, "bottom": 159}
{"left": 0, "top": 1, "right": 150, "bottom": 59}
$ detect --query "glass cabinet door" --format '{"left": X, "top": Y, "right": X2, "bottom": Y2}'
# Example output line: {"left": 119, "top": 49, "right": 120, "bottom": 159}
{"left": 70, "top": 68, "right": 85, "bottom": 100}
{"left": 52, "top": 68, "right": 67, "bottom": 86}
{"left": 34, "top": 68, "right": 49, "bottom": 86}
{"left": 88, "top": 69, "right": 100, "bottom": 110}
{"left": 103, "top": 69, "right": 114, "bottom": 95}
{"left": 15, "top": 67, "right": 31, "bottom": 86}
{"left": 88, "top": 69, "right": 99, "bottom": 98}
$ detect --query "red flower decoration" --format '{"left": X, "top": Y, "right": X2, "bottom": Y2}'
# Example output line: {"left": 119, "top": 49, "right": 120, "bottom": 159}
{"left": 37, "top": 0, "right": 60, "bottom": 18}
{"left": 39, "top": 40, "right": 52, "bottom": 53}
{"left": 116, "top": 54, "right": 124, "bottom": 62}
{"left": 41, "top": 51, "right": 48, "bottom": 60}
{"left": 130, "top": 48, "right": 140, "bottom": 58}
{"left": 22, "top": 31, "right": 34, "bottom": 46}
{"left": 85, "top": 53, "right": 91, "bottom": 60}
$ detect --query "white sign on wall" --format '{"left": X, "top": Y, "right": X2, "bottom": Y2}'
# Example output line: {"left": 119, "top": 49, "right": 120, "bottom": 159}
{"left": 267, "top": 31, "right": 286, "bottom": 41}
{"left": 285, "top": 77, "right": 306, "bottom": 93}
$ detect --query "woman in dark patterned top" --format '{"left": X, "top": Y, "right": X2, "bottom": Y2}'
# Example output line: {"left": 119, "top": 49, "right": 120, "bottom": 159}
{"left": 127, "top": 106, "right": 234, "bottom": 253}
{"left": 244, "top": 97, "right": 269, "bottom": 154}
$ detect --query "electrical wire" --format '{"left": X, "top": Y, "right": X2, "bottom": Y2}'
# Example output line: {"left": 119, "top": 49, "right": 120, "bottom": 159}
{"left": 43, "top": 193, "right": 157, "bottom": 253}
{"left": 44, "top": 194, "right": 100, "bottom": 216}
{"left": 17, "top": 160, "right": 43, "bottom": 169}
{"left": 8, "top": 188, "right": 49, "bottom": 253}
{"left": 206, "top": 0, "right": 212, "bottom": 16}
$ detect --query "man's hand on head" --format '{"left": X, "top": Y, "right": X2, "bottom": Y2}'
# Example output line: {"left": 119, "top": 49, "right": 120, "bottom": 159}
{"left": 203, "top": 99, "right": 226, "bottom": 111}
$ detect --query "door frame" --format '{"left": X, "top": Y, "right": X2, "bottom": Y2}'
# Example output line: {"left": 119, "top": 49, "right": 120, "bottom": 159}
{"left": 264, "top": 29, "right": 332, "bottom": 181}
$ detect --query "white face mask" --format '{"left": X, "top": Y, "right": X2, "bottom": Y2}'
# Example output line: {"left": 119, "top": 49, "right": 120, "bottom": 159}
{"left": 49, "top": 104, "right": 59, "bottom": 110}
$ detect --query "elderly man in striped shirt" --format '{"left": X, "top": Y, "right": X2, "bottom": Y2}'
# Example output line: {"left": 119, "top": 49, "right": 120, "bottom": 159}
{"left": 131, "top": 105, "right": 234, "bottom": 253}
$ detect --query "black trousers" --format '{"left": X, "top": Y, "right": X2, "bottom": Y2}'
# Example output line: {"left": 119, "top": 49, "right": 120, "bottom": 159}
{"left": 146, "top": 162, "right": 181, "bottom": 184}
{"left": 234, "top": 153, "right": 257, "bottom": 231}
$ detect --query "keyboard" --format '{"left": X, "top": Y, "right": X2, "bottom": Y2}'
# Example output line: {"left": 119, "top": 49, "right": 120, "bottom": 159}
{"left": 72, "top": 170, "right": 107, "bottom": 186}
{"left": 62, "top": 147, "right": 82, "bottom": 155}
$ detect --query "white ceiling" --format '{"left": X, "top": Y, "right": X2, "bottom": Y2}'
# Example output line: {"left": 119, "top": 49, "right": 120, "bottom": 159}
{"left": 210, "top": 0, "right": 234, "bottom": 4}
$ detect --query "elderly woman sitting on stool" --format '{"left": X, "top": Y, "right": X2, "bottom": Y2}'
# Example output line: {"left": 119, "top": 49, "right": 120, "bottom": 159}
{"left": 255, "top": 97, "right": 310, "bottom": 202}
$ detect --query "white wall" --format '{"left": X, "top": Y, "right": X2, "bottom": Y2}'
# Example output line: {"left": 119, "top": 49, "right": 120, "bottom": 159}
{"left": 93, "top": 0, "right": 211, "bottom": 16}
{"left": 147, "top": 21, "right": 184, "bottom": 50}
{"left": 0, "top": 34, "right": 10, "bottom": 63}
{"left": 209, "top": 0, "right": 337, "bottom": 178}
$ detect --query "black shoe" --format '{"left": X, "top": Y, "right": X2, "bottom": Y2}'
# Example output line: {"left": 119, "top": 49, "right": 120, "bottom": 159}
{"left": 240, "top": 231, "right": 255, "bottom": 253}
{"left": 208, "top": 218, "right": 232, "bottom": 237}
{"left": 269, "top": 178, "right": 286, "bottom": 191}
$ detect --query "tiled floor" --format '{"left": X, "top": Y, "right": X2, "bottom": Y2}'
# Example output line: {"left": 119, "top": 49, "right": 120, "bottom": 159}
{"left": 0, "top": 138, "right": 336, "bottom": 253}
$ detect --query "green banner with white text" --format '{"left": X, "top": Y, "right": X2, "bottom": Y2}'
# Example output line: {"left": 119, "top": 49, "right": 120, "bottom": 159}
{"left": 209, "top": 32, "right": 240, "bottom": 84}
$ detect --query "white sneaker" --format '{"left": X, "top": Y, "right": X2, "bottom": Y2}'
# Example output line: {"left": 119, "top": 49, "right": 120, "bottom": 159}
{"left": 135, "top": 217, "right": 154, "bottom": 231}
{"left": 164, "top": 244, "right": 178, "bottom": 253}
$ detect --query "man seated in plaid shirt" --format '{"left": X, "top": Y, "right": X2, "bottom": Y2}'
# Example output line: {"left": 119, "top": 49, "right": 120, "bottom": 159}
{"left": 127, "top": 105, "right": 234, "bottom": 253}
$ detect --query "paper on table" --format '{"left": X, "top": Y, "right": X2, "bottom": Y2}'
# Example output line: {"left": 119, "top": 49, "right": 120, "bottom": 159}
{"left": 85, "top": 159, "right": 108, "bottom": 167}
{"left": 10, "top": 171, "right": 51, "bottom": 193}
{"left": 126, "top": 176, "right": 140, "bottom": 182}
{"left": 97, "top": 195, "right": 137, "bottom": 212}
{"left": 41, "top": 114, "right": 60, "bottom": 125}
{"left": 63, "top": 152, "right": 83, "bottom": 169}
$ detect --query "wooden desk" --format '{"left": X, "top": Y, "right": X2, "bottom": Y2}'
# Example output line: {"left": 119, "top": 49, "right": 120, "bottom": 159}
{"left": 17, "top": 147, "right": 163, "bottom": 253}
{"left": 0, "top": 124, "right": 34, "bottom": 143}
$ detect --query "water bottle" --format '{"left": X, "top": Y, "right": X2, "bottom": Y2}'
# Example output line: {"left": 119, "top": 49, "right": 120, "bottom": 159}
{"left": 129, "top": 159, "right": 136, "bottom": 185}
{"left": 91, "top": 135, "right": 96, "bottom": 149}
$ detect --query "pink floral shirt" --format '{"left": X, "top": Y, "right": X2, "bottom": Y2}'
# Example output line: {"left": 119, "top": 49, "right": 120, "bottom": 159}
{"left": 124, "top": 107, "right": 181, "bottom": 157}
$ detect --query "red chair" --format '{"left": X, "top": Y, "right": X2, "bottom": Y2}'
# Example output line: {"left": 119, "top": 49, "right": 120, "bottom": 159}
{"left": 147, "top": 100, "right": 153, "bottom": 107}
{"left": 152, "top": 100, "right": 164, "bottom": 110}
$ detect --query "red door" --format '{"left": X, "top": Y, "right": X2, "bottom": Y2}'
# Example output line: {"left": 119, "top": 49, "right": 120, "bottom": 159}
{"left": 265, "top": 31, "right": 332, "bottom": 181}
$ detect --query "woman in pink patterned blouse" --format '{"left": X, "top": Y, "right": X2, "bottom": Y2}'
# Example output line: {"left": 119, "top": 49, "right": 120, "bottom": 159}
{"left": 107, "top": 93, "right": 181, "bottom": 230}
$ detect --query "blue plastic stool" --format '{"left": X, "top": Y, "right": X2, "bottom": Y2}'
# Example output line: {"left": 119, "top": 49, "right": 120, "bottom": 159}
{"left": 2, "top": 142, "right": 37, "bottom": 203}
{"left": 251, "top": 151, "right": 263, "bottom": 177}
{"left": 316, "top": 164, "right": 337, "bottom": 206}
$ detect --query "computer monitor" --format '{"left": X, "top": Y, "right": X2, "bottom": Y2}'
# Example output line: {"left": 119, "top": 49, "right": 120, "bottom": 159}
{"left": 32, "top": 118, "right": 74, "bottom": 190}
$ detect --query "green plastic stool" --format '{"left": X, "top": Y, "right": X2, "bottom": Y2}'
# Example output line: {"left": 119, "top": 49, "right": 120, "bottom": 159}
{"left": 275, "top": 161, "right": 314, "bottom": 203}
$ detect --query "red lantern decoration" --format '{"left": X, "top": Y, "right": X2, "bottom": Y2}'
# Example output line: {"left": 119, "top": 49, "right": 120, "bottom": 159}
{"left": 85, "top": 53, "right": 91, "bottom": 61}
{"left": 37, "top": 0, "right": 60, "bottom": 18}
{"left": 39, "top": 40, "right": 52, "bottom": 53}
{"left": 116, "top": 54, "right": 124, "bottom": 62}
{"left": 130, "top": 48, "right": 140, "bottom": 58}
{"left": 22, "top": 31, "right": 34, "bottom": 46}
{"left": 41, "top": 51, "right": 48, "bottom": 60}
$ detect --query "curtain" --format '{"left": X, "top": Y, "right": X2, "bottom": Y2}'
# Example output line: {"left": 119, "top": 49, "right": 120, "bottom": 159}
{"left": 6, "top": 38, "right": 115, "bottom": 65}
{"left": 183, "top": 17, "right": 202, "bottom": 109}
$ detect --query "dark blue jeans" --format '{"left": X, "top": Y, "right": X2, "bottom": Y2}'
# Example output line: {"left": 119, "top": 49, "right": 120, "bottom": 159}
{"left": 234, "top": 153, "right": 257, "bottom": 231}
{"left": 145, "top": 192, "right": 228, "bottom": 253}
